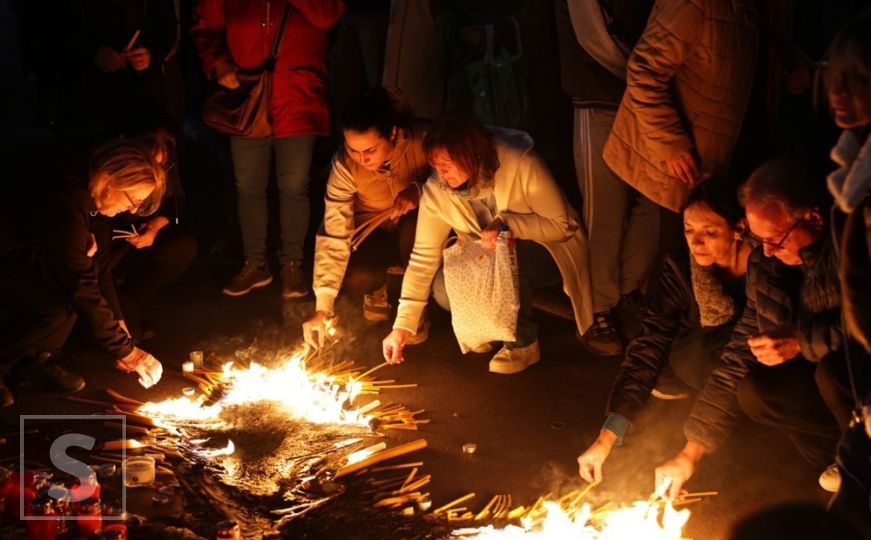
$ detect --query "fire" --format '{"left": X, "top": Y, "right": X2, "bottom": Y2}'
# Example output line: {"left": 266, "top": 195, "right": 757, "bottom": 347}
{"left": 453, "top": 493, "right": 690, "bottom": 539}
{"left": 139, "top": 352, "right": 373, "bottom": 435}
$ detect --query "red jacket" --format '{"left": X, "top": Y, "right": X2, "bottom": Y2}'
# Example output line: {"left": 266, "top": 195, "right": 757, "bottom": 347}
{"left": 192, "top": 0, "right": 344, "bottom": 137}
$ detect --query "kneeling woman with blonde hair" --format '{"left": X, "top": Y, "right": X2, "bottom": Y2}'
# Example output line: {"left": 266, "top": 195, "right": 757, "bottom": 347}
{"left": 0, "top": 138, "right": 167, "bottom": 406}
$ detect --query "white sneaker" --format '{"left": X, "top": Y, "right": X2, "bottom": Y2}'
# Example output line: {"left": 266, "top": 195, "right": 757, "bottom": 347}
{"left": 818, "top": 463, "right": 841, "bottom": 493}
{"left": 488, "top": 340, "right": 540, "bottom": 375}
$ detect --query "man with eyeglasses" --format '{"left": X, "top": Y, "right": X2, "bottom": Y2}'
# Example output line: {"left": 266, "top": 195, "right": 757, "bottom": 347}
{"left": 655, "top": 159, "right": 849, "bottom": 498}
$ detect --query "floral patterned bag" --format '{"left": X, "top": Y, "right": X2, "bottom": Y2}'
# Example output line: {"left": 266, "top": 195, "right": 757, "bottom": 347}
{"left": 443, "top": 232, "right": 519, "bottom": 353}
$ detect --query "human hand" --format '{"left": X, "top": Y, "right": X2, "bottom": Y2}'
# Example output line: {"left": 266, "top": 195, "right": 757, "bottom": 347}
{"left": 391, "top": 185, "right": 419, "bottom": 220}
{"left": 116, "top": 347, "right": 163, "bottom": 388}
{"left": 303, "top": 310, "right": 336, "bottom": 349}
{"left": 480, "top": 216, "right": 504, "bottom": 250}
{"left": 86, "top": 233, "right": 98, "bottom": 258}
{"left": 127, "top": 217, "right": 168, "bottom": 249}
{"left": 125, "top": 47, "right": 151, "bottom": 71}
{"left": 654, "top": 441, "right": 706, "bottom": 499}
{"left": 748, "top": 327, "right": 801, "bottom": 366}
{"left": 214, "top": 59, "right": 240, "bottom": 89}
{"left": 382, "top": 328, "right": 411, "bottom": 364}
{"left": 666, "top": 151, "right": 701, "bottom": 187}
{"left": 577, "top": 430, "right": 617, "bottom": 484}
{"left": 94, "top": 46, "right": 127, "bottom": 73}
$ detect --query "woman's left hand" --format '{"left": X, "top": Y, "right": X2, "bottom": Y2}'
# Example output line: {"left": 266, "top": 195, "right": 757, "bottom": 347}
{"left": 480, "top": 216, "right": 504, "bottom": 250}
{"left": 128, "top": 216, "right": 169, "bottom": 249}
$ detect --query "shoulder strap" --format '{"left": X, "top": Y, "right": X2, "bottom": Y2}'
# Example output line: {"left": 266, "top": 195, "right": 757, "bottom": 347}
{"left": 266, "top": 2, "right": 291, "bottom": 71}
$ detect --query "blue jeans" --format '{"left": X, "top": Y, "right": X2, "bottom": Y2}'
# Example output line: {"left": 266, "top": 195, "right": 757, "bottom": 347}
{"left": 432, "top": 240, "right": 561, "bottom": 348}
{"left": 230, "top": 135, "right": 315, "bottom": 265}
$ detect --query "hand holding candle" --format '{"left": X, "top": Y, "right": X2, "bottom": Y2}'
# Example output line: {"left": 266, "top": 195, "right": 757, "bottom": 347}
{"left": 116, "top": 347, "right": 163, "bottom": 388}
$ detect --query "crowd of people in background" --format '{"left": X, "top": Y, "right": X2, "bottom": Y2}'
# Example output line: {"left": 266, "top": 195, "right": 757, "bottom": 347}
{"left": 1, "top": 0, "right": 870, "bottom": 536}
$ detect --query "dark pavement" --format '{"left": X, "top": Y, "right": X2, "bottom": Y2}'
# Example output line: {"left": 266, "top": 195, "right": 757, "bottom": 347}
{"left": 0, "top": 253, "right": 830, "bottom": 539}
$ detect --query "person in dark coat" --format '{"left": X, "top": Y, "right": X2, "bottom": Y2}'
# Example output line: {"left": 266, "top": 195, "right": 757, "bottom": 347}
{"left": 68, "top": 0, "right": 179, "bottom": 141}
{"left": 656, "top": 159, "right": 845, "bottom": 499}
{"left": 0, "top": 139, "right": 167, "bottom": 407}
{"left": 821, "top": 14, "right": 871, "bottom": 536}
{"left": 577, "top": 179, "right": 752, "bottom": 484}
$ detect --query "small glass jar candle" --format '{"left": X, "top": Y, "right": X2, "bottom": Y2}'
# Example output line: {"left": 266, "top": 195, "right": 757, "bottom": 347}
{"left": 123, "top": 456, "right": 155, "bottom": 487}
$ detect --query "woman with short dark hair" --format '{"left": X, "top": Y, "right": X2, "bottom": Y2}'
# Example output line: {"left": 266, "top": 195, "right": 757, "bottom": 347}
{"left": 382, "top": 113, "right": 593, "bottom": 374}
{"left": 304, "top": 87, "right": 430, "bottom": 348}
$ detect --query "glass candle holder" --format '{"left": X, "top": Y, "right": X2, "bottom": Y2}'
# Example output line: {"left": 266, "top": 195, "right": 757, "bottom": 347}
{"left": 123, "top": 456, "right": 155, "bottom": 487}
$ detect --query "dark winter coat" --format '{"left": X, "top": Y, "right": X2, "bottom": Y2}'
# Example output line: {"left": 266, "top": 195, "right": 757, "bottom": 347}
{"left": 685, "top": 236, "right": 843, "bottom": 451}
{"left": 607, "top": 245, "right": 745, "bottom": 423}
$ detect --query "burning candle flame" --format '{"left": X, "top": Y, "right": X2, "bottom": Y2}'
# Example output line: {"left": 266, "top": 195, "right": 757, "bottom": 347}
{"left": 453, "top": 495, "right": 690, "bottom": 539}
{"left": 193, "top": 439, "right": 235, "bottom": 459}
{"left": 139, "top": 352, "right": 374, "bottom": 430}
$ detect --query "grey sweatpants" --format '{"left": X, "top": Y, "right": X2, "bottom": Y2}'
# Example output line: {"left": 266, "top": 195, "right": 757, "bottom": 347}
{"left": 573, "top": 107, "right": 660, "bottom": 312}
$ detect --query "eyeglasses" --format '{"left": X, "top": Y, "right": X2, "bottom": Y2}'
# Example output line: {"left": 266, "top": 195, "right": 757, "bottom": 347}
{"left": 122, "top": 191, "right": 145, "bottom": 214}
{"left": 755, "top": 218, "right": 804, "bottom": 251}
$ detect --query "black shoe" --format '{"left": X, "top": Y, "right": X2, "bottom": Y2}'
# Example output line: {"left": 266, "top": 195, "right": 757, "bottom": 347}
{"left": 617, "top": 290, "right": 645, "bottom": 341}
{"left": 579, "top": 311, "right": 624, "bottom": 357}
{"left": 36, "top": 362, "right": 85, "bottom": 393}
{"left": 0, "top": 382, "right": 13, "bottom": 408}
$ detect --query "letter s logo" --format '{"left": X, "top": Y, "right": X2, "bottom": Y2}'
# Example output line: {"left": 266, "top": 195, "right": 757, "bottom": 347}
{"left": 49, "top": 434, "right": 97, "bottom": 502}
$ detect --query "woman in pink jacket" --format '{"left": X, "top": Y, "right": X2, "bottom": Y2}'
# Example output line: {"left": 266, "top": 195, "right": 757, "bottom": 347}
{"left": 192, "top": 0, "right": 344, "bottom": 297}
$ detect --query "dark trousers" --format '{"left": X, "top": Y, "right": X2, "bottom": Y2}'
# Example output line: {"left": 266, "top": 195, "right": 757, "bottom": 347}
{"left": 816, "top": 349, "right": 870, "bottom": 434}
{"left": 0, "top": 250, "right": 76, "bottom": 371}
{"left": 669, "top": 323, "right": 734, "bottom": 390}
{"left": 829, "top": 423, "right": 871, "bottom": 537}
{"left": 343, "top": 211, "right": 417, "bottom": 298}
{"left": 105, "top": 226, "right": 196, "bottom": 336}
{"left": 737, "top": 359, "right": 841, "bottom": 472}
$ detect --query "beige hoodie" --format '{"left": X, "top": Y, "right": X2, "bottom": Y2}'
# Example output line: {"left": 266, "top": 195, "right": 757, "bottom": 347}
{"left": 313, "top": 128, "right": 430, "bottom": 314}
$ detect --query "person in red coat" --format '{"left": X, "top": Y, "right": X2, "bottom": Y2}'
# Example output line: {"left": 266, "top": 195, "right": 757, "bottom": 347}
{"left": 192, "top": 0, "right": 345, "bottom": 297}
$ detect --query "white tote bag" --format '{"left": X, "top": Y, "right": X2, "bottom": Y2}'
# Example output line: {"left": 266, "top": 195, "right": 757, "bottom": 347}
{"left": 442, "top": 232, "right": 520, "bottom": 353}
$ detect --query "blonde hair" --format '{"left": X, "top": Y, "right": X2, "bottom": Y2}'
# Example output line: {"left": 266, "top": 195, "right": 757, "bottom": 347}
{"left": 89, "top": 138, "right": 166, "bottom": 216}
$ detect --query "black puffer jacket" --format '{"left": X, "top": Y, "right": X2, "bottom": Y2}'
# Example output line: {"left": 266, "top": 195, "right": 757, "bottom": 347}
{"left": 607, "top": 245, "right": 744, "bottom": 423}
{"left": 685, "top": 236, "right": 843, "bottom": 451}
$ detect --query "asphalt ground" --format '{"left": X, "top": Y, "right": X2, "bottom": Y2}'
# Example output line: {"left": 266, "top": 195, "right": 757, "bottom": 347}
{"left": 0, "top": 254, "right": 830, "bottom": 539}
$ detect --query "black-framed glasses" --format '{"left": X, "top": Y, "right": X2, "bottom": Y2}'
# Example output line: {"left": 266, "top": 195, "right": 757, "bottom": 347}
{"left": 756, "top": 218, "right": 804, "bottom": 250}
{"left": 123, "top": 191, "right": 144, "bottom": 214}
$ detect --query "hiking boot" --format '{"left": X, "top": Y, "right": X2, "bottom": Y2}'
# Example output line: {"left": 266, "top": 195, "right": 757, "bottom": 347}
{"left": 407, "top": 308, "right": 429, "bottom": 345}
{"left": 489, "top": 340, "right": 540, "bottom": 375}
{"left": 818, "top": 463, "right": 841, "bottom": 493}
{"left": 35, "top": 358, "right": 85, "bottom": 393}
{"left": 580, "top": 311, "right": 624, "bottom": 357}
{"left": 363, "top": 285, "right": 391, "bottom": 322}
{"left": 222, "top": 262, "right": 273, "bottom": 296}
{"left": 281, "top": 261, "right": 309, "bottom": 299}
{"left": 617, "top": 290, "right": 645, "bottom": 341}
